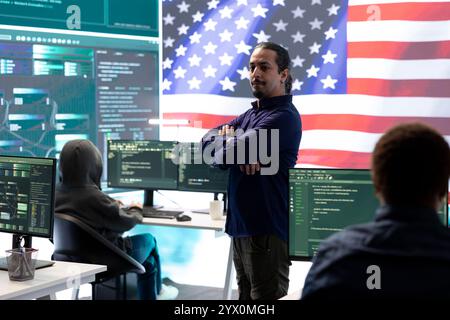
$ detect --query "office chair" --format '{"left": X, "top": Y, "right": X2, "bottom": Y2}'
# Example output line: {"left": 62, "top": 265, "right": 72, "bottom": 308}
{"left": 52, "top": 212, "right": 145, "bottom": 300}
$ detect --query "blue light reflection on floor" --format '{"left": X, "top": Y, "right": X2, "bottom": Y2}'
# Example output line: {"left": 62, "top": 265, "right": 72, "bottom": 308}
{"left": 125, "top": 224, "right": 201, "bottom": 279}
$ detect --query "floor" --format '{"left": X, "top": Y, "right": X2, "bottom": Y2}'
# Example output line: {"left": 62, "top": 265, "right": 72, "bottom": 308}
{"left": 63, "top": 275, "right": 238, "bottom": 300}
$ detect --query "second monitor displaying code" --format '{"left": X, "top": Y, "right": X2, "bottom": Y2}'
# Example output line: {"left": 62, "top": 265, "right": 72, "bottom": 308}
{"left": 289, "top": 168, "right": 448, "bottom": 260}
{"left": 107, "top": 140, "right": 178, "bottom": 190}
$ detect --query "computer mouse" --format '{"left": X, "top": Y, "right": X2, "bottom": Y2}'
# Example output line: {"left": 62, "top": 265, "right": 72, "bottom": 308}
{"left": 176, "top": 214, "right": 192, "bottom": 222}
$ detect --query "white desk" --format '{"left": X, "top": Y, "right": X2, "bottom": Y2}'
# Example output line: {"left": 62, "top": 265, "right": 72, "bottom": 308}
{"left": 142, "top": 212, "right": 234, "bottom": 300}
{"left": 0, "top": 261, "right": 107, "bottom": 300}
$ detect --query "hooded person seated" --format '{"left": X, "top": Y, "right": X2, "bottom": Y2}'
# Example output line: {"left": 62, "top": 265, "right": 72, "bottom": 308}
{"left": 55, "top": 139, "right": 178, "bottom": 300}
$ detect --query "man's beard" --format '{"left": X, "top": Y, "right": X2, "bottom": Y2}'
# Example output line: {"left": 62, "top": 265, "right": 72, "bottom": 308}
{"left": 252, "top": 89, "right": 264, "bottom": 99}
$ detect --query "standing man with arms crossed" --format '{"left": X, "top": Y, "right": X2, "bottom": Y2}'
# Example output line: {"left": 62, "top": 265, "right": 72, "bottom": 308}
{"left": 202, "top": 42, "right": 302, "bottom": 300}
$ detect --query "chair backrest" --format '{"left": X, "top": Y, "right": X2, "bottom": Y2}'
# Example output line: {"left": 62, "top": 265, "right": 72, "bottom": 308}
{"left": 53, "top": 213, "right": 145, "bottom": 282}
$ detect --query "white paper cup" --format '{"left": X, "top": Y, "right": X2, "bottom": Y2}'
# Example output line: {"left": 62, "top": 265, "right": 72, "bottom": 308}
{"left": 209, "top": 200, "right": 224, "bottom": 220}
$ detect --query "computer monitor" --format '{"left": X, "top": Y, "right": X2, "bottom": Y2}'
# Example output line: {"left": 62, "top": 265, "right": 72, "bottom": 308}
{"left": 0, "top": 3, "right": 160, "bottom": 169}
{"left": 288, "top": 168, "right": 449, "bottom": 261}
{"left": 177, "top": 142, "right": 229, "bottom": 194}
{"left": 0, "top": 155, "right": 56, "bottom": 249}
{"left": 107, "top": 140, "right": 178, "bottom": 207}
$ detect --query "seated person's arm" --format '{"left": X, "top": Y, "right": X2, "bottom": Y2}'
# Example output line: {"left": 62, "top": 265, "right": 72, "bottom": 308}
{"left": 97, "top": 193, "right": 143, "bottom": 232}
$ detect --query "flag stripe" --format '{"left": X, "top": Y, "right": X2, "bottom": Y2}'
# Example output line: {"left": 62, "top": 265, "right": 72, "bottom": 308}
{"left": 347, "top": 58, "right": 450, "bottom": 79}
{"left": 348, "top": 41, "right": 450, "bottom": 59}
{"left": 161, "top": 94, "right": 250, "bottom": 115}
{"left": 164, "top": 112, "right": 235, "bottom": 128}
{"left": 347, "top": 79, "right": 450, "bottom": 97}
{"left": 164, "top": 112, "right": 450, "bottom": 135}
{"left": 348, "top": 2, "right": 450, "bottom": 21}
{"left": 299, "top": 149, "right": 372, "bottom": 168}
{"left": 347, "top": 21, "right": 450, "bottom": 41}
{"left": 163, "top": 95, "right": 450, "bottom": 117}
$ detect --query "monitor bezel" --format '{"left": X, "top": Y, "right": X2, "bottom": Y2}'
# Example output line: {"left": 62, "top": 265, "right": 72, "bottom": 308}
{"left": 0, "top": 155, "right": 56, "bottom": 240}
{"left": 106, "top": 139, "right": 179, "bottom": 191}
{"left": 288, "top": 167, "right": 449, "bottom": 261}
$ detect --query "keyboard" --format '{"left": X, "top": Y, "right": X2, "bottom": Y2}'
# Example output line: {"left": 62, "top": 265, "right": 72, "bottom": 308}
{"left": 0, "top": 257, "right": 55, "bottom": 270}
{"left": 142, "top": 207, "right": 183, "bottom": 219}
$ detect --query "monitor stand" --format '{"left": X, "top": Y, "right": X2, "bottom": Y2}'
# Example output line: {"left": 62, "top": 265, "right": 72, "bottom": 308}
{"left": 143, "top": 189, "right": 163, "bottom": 210}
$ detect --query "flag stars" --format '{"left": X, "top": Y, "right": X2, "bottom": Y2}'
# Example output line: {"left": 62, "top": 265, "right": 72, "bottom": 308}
{"left": 203, "top": 42, "right": 218, "bottom": 54}
{"left": 325, "top": 26, "right": 338, "bottom": 39}
{"left": 273, "top": 19, "right": 288, "bottom": 32}
{"left": 321, "top": 75, "right": 338, "bottom": 89}
{"left": 173, "top": 66, "right": 187, "bottom": 79}
{"left": 312, "top": 0, "right": 321, "bottom": 5}
{"left": 192, "top": 11, "right": 204, "bottom": 23}
{"left": 188, "top": 54, "right": 202, "bottom": 67}
{"left": 322, "top": 50, "right": 337, "bottom": 64}
{"left": 292, "top": 6, "right": 305, "bottom": 18}
{"left": 291, "top": 31, "right": 305, "bottom": 43}
{"left": 220, "top": 77, "right": 237, "bottom": 92}
{"left": 309, "top": 18, "right": 323, "bottom": 30}
{"left": 207, "top": 0, "right": 219, "bottom": 10}
{"left": 292, "top": 55, "right": 305, "bottom": 68}
{"left": 203, "top": 65, "right": 217, "bottom": 78}
{"left": 163, "top": 37, "right": 174, "bottom": 48}
{"left": 237, "top": 67, "right": 250, "bottom": 80}
{"left": 235, "top": 41, "right": 252, "bottom": 55}
{"left": 188, "top": 77, "right": 202, "bottom": 90}
{"left": 219, "top": 6, "right": 234, "bottom": 19}
{"left": 306, "top": 65, "right": 320, "bottom": 78}
{"left": 328, "top": 4, "right": 340, "bottom": 16}
{"left": 237, "top": 0, "right": 248, "bottom": 5}
{"left": 175, "top": 44, "right": 187, "bottom": 57}
{"left": 235, "top": 16, "right": 250, "bottom": 30}
{"left": 253, "top": 30, "right": 271, "bottom": 43}
{"left": 252, "top": 4, "right": 269, "bottom": 18}
{"left": 219, "top": 29, "right": 234, "bottom": 42}
{"left": 177, "top": 24, "right": 189, "bottom": 35}
{"left": 219, "top": 53, "right": 233, "bottom": 66}
{"left": 189, "top": 32, "right": 202, "bottom": 44}
{"left": 273, "top": 0, "right": 285, "bottom": 6}
{"left": 291, "top": 79, "right": 303, "bottom": 91}
{"left": 309, "top": 42, "right": 322, "bottom": 54}
{"left": 177, "top": 1, "right": 190, "bottom": 13}
{"left": 162, "top": 57, "right": 173, "bottom": 70}
{"left": 162, "top": 79, "right": 172, "bottom": 91}
{"left": 204, "top": 19, "right": 217, "bottom": 31}
{"left": 163, "top": 13, "right": 175, "bottom": 25}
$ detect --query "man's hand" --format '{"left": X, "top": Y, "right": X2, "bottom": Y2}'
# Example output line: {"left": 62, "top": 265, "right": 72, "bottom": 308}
{"left": 128, "top": 202, "right": 143, "bottom": 209}
{"left": 220, "top": 125, "right": 260, "bottom": 175}
{"left": 239, "top": 163, "right": 261, "bottom": 175}
{"left": 218, "top": 125, "right": 235, "bottom": 137}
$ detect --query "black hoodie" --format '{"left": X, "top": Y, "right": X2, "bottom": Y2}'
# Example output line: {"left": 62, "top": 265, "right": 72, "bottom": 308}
{"left": 55, "top": 139, "right": 143, "bottom": 249}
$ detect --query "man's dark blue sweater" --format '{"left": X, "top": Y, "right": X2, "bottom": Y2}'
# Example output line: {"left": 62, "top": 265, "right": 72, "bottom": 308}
{"left": 202, "top": 95, "right": 302, "bottom": 241}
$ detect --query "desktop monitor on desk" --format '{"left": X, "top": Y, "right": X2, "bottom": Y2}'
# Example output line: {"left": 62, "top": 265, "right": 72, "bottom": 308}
{"left": 177, "top": 142, "right": 229, "bottom": 214}
{"left": 288, "top": 168, "right": 449, "bottom": 261}
{"left": 177, "top": 142, "right": 228, "bottom": 194}
{"left": 0, "top": 155, "right": 56, "bottom": 270}
{"left": 107, "top": 140, "right": 178, "bottom": 207}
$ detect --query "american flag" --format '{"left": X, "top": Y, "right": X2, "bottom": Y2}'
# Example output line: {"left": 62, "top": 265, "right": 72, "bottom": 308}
{"left": 161, "top": 0, "right": 450, "bottom": 170}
